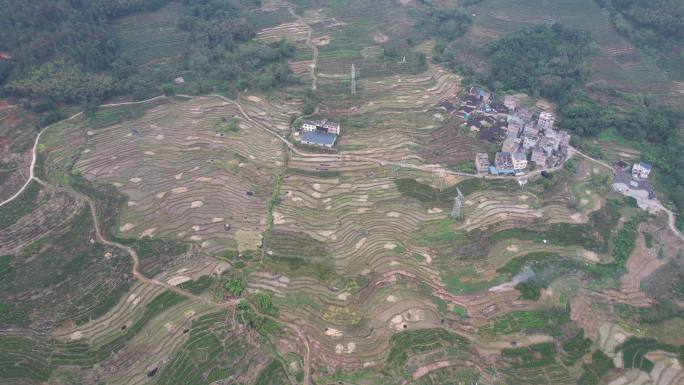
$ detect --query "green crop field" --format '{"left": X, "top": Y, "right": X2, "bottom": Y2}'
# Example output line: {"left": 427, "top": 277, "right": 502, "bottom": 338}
{"left": 112, "top": 2, "right": 188, "bottom": 68}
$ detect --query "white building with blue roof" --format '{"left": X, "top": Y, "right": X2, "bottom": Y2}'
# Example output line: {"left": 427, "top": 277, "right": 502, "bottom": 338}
{"left": 300, "top": 131, "right": 337, "bottom": 148}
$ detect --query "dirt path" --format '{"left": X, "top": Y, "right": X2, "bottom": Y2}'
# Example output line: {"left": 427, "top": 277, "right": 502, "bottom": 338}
{"left": 0, "top": 95, "right": 167, "bottom": 208}
{"left": 289, "top": 6, "right": 318, "bottom": 90}
{"left": 85, "top": 195, "right": 312, "bottom": 384}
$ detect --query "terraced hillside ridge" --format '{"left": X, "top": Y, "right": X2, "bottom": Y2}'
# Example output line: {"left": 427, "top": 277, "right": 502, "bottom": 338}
{"left": 1, "top": 0, "right": 683, "bottom": 384}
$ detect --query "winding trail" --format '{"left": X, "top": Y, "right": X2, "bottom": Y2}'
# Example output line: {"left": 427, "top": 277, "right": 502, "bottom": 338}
{"left": 289, "top": 6, "right": 318, "bottom": 90}
{"left": 85, "top": 191, "right": 311, "bottom": 384}
{"left": 0, "top": 95, "right": 166, "bottom": 208}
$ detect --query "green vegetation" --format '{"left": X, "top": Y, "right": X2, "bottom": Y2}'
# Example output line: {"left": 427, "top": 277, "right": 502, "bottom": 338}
{"left": 0, "top": 255, "right": 12, "bottom": 280}
{"left": 558, "top": 93, "right": 683, "bottom": 228}
{"left": 417, "top": 7, "right": 471, "bottom": 41}
{"left": 561, "top": 330, "right": 592, "bottom": 365}
{"left": 155, "top": 311, "right": 259, "bottom": 385}
{"left": 0, "top": 207, "right": 133, "bottom": 328}
{"left": 223, "top": 274, "right": 247, "bottom": 297}
{"left": 1, "top": 0, "right": 170, "bottom": 104}
{"left": 387, "top": 328, "right": 470, "bottom": 368}
{"left": 0, "top": 181, "right": 41, "bottom": 230}
{"left": 265, "top": 254, "right": 334, "bottom": 282}
{"left": 0, "top": 0, "right": 296, "bottom": 118}
{"left": 264, "top": 228, "right": 329, "bottom": 259}
{"left": 615, "top": 299, "right": 684, "bottom": 325}
{"left": 596, "top": 0, "right": 684, "bottom": 77}
{"left": 577, "top": 350, "right": 615, "bottom": 385}
{"left": 501, "top": 342, "right": 556, "bottom": 368}
{"left": 0, "top": 302, "right": 28, "bottom": 327}
{"left": 618, "top": 337, "right": 684, "bottom": 372}
{"left": 254, "top": 292, "right": 279, "bottom": 317}
{"left": 177, "top": 1, "right": 296, "bottom": 94}
{"left": 643, "top": 232, "right": 653, "bottom": 248}
{"left": 415, "top": 219, "right": 464, "bottom": 246}
{"left": 443, "top": 268, "right": 506, "bottom": 295}
{"left": 255, "top": 359, "right": 289, "bottom": 385}
{"left": 0, "top": 290, "right": 187, "bottom": 382}
{"left": 179, "top": 275, "right": 213, "bottom": 295}
{"left": 611, "top": 215, "right": 646, "bottom": 264}
{"left": 490, "top": 197, "right": 645, "bottom": 299}
{"left": 435, "top": 24, "right": 592, "bottom": 102}
{"left": 480, "top": 308, "right": 570, "bottom": 338}
{"left": 236, "top": 300, "right": 280, "bottom": 337}
{"left": 452, "top": 304, "right": 467, "bottom": 317}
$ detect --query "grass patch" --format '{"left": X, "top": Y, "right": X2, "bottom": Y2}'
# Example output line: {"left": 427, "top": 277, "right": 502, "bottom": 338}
{"left": 452, "top": 304, "right": 467, "bottom": 317}
{"left": 443, "top": 268, "right": 506, "bottom": 295}
{"left": 415, "top": 219, "right": 464, "bottom": 246}
{"left": 502, "top": 342, "right": 556, "bottom": 368}
{"left": 214, "top": 117, "right": 240, "bottom": 134}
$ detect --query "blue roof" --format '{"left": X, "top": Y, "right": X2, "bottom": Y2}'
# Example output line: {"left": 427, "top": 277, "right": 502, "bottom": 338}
{"left": 301, "top": 131, "right": 337, "bottom": 146}
{"left": 639, "top": 162, "right": 652, "bottom": 170}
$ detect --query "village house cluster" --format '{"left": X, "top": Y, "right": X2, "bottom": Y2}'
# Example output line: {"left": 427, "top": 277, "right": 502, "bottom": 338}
{"left": 455, "top": 88, "right": 571, "bottom": 177}
{"left": 294, "top": 119, "right": 341, "bottom": 148}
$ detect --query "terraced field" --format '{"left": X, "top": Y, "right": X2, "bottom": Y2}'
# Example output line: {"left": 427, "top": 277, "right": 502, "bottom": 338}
{"left": 1, "top": 1, "right": 683, "bottom": 383}
{"left": 112, "top": 2, "right": 188, "bottom": 68}
{"left": 42, "top": 96, "right": 290, "bottom": 255}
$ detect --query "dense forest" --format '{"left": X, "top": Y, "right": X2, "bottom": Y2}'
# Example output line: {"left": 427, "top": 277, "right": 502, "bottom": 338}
{"left": 416, "top": 7, "right": 472, "bottom": 41}
{"left": 434, "top": 24, "right": 593, "bottom": 103}
{"left": 177, "top": 0, "right": 297, "bottom": 93}
{"left": 0, "top": 0, "right": 295, "bottom": 114}
{"left": 0, "top": 0, "right": 171, "bottom": 104}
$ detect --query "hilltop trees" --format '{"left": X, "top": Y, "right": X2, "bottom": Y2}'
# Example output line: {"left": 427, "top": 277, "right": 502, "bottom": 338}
{"left": 0, "top": 0, "right": 295, "bottom": 115}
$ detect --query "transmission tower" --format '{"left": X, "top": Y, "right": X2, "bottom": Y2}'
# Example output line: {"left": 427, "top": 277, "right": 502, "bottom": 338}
{"left": 450, "top": 188, "right": 464, "bottom": 219}
{"left": 351, "top": 64, "right": 356, "bottom": 95}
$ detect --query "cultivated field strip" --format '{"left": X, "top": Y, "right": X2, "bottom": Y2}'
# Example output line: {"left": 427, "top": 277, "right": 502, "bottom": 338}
{"left": 47, "top": 97, "right": 288, "bottom": 254}
{"left": 54, "top": 282, "right": 166, "bottom": 346}
{"left": 273, "top": 171, "right": 440, "bottom": 275}
{"left": 99, "top": 301, "right": 216, "bottom": 385}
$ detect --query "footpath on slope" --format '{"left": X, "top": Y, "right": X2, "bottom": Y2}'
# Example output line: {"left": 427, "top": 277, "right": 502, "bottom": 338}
{"left": 288, "top": 6, "right": 318, "bottom": 91}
